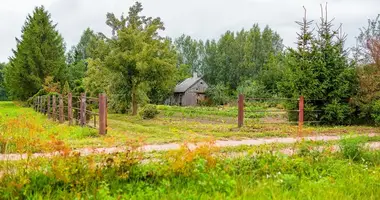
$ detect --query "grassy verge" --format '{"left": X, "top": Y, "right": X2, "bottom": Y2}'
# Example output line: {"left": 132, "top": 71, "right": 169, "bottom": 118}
{"left": 0, "top": 138, "right": 379, "bottom": 199}
{"left": 1, "top": 101, "right": 380, "bottom": 153}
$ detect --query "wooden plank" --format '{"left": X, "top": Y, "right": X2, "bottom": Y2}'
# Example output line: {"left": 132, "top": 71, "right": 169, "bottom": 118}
{"left": 52, "top": 95, "right": 56, "bottom": 121}
{"left": 68, "top": 93, "right": 73, "bottom": 125}
{"left": 80, "top": 93, "right": 86, "bottom": 126}
{"left": 59, "top": 95, "right": 64, "bottom": 123}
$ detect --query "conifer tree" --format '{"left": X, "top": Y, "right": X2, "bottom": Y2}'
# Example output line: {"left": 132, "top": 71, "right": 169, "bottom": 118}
{"left": 4, "top": 6, "right": 66, "bottom": 100}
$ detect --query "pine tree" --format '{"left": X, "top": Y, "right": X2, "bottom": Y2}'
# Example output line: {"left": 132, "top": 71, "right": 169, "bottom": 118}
{"left": 279, "top": 5, "right": 358, "bottom": 124}
{"left": 4, "top": 6, "right": 66, "bottom": 100}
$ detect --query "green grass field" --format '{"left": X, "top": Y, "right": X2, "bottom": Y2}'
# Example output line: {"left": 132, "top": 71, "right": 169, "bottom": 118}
{"left": 1, "top": 101, "right": 380, "bottom": 199}
{"left": 1, "top": 101, "right": 380, "bottom": 153}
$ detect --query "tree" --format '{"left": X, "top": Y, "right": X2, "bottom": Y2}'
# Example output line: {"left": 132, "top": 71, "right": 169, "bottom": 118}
{"left": 103, "top": 2, "right": 177, "bottom": 115}
{"left": 66, "top": 28, "right": 97, "bottom": 88}
{"left": 201, "top": 24, "right": 284, "bottom": 92}
{"left": 0, "top": 62, "right": 7, "bottom": 100}
{"left": 353, "top": 14, "right": 380, "bottom": 65}
{"left": 279, "top": 5, "right": 358, "bottom": 124}
{"left": 351, "top": 15, "right": 380, "bottom": 124}
{"left": 174, "top": 35, "right": 204, "bottom": 76}
{"left": 4, "top": 6, "right": 66, "bottom": 100}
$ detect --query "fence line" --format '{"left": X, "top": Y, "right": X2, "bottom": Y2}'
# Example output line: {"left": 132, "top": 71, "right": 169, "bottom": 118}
{"left": 237, "top": 94, "right": 323, "bottom": 136}
{"left": 33, "top": 93, "right": 107, "bottom": 135}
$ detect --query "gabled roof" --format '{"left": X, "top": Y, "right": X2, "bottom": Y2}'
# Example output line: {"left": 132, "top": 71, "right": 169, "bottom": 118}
{"left": 174, "top": 77, "right": 203, "bottom": 93}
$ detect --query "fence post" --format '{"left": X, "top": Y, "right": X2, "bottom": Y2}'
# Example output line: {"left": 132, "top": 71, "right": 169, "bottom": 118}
{"left": 99, "top": 93, "right": 107, "bottom": 135}
{"left": 238, "top": 94, "right": 244, "bottom": 128}
{"left": 59, "top": 95, "right": 64, "bottom": 123}
{"left": 37, "top": 96, "right": 40, "bottom": 113}
{"left": 47, "top": 95, "right": 51, "bottom": 119}
{"left": 298, "top": 96, "right": 304, "bottom": 136}
{"left": 80, "top": 93, "right": 86, "bottom": 127}
{"left": 68, "top": 93, "right": 73, "bottom": 125}
{"left": 52, "top": 95, "right": 56, "bottom": 121}
{"left": 41, "top": 96, "right": 45, "bottom": 114}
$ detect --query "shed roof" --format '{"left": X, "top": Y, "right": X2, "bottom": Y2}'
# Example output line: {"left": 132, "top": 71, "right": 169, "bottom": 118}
{"left": 174, "top": 77, "right": 202, "bottom": 93}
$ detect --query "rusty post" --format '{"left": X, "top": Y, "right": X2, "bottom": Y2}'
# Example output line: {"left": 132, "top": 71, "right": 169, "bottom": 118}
{"left": 99, "top": 93, "right": 107, "bottom": 135}
{"left": 47, "top": 95, "right": 51, "bottom": 119}
{"left": 68, "top": 93, "right": 73, "bottom": 125}
{"left": 298, "top": 96, "right": 304, "bottom": 136}
{"left": 80, "top": 93, "right": 86, "bottom": 126}
{"left": 52, "top": 95, "right": 56, "bottom": 121}
{"left": 238, "top": 94, "right": 244, "bottom": 128}
{"left": 59, "top": 95, "right": 64, "bottom": 123}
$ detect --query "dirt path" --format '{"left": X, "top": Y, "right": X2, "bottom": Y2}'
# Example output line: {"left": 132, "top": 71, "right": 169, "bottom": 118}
{"left": 0, "top": 134, "right": 378, "bottom": 161}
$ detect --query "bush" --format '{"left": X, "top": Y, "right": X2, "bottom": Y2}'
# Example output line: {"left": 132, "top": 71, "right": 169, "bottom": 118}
{"left": 339, "top": 137, "right": 365, "bottom": 161}
{"left": 371, "top": 100, "right": 380, "bottom": 126}
{"left": 206, "top": 84, "right": 230, "bottom": 105}
{"left": 139, "top": 104, "right": 159, "bottom": 119}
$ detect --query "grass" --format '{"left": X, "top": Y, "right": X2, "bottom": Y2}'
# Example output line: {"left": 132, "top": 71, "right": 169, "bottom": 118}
{"left": 0, "top": 138, "right": 379, "bottom": 199}
{"left": 1, "top": 101, "right": 380, "bottom": 153}
{"left": 1, "top": 101, "right": 380, "bottom": 199}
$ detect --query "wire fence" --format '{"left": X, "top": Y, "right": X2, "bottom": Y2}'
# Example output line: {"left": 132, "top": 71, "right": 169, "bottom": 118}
{"left": 33, "top": 93, "right": 107, "bottom": 135}
{"left": 237, "top": 94, "right": 324, "bottom": 134}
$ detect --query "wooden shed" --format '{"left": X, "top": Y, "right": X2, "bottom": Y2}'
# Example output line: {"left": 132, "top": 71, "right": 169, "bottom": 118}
{"left": 168, "top": 73, "right": 208, "bottom": 106}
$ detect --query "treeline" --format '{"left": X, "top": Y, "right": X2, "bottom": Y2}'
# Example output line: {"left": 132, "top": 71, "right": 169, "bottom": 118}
{"left": 1, "top": 2, "right": 380, "bottom": 125}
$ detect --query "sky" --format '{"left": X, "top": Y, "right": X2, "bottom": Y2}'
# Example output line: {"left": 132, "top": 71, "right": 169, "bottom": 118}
{"left": 0, "top": 0, "right": 379, "bottom": 62}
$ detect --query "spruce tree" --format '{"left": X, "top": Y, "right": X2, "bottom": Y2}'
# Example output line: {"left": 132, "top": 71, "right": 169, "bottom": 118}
{"left": 5, "top": 6, "right": 66, "bottom": 100}
{"left": 279, "top": 5, "right": 358, "bottom": 124}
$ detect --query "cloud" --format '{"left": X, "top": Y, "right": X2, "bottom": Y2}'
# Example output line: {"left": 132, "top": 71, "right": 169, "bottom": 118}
{"left": 0, "top": 0, "right": 379, "bottom": 62}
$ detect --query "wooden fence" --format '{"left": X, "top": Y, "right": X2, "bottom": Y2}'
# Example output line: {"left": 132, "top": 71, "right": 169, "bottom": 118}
{"left": 33, "top": 93, "right": 107, "bottom": 135}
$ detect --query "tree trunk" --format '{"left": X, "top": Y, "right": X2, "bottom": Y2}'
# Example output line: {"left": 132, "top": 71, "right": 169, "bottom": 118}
{"left": 131, "top": 85, "right": 138, "bottom": 115}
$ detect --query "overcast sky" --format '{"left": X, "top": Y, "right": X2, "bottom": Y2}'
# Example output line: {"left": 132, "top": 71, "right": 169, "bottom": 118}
{"left": 0, "top": 0, "right": 379, "bottom": 62}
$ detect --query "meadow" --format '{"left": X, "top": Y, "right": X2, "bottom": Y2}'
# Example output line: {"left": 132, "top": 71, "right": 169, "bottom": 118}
{"left": 1, "top": 101, "right": 380, "bottom": 153}
{"left": 1, "top": 101, "right": 380, "bottom": 199}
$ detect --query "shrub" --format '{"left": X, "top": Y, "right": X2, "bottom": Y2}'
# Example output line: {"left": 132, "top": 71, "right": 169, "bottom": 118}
{"left": 339, "top": 137, "right": 365, "bottom": 161}
{"left": 371, "top": 100, "right": 380, "bottom": 126}
{"left": 139, "top": 104, "right": 159, "bottom": 119}
{"left": 206, "top": 84, "right": 230, "bottom": 105}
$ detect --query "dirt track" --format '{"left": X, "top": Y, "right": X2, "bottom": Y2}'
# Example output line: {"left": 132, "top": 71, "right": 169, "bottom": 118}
{"left": 0, "top": 134, "right": 378, "bottom": 161}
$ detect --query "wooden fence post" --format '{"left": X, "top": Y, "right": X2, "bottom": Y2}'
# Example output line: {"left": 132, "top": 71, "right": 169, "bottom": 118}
{"left": 37, "top": 96, "right": 40, "bottom": 113}
{"left": 47, "top": 95, "right": 51, "bottom": 119}
{"left": 298, "top": 96, "right": 304, "bottom": 136}
{"left": 238, "top": 94, "right": 244, "bottom": 128}
{"left": 59, "top": 95, "right": 64, "bottom": 123}
{"left": 68, "top": 93, "right": 73, "bottom": 125}
{"left": 52, "top": 95, "right": 56, "bottom": 121}
{"left": 41, "top": 96, "right": 45, "bottom": 114}
{"left": 80, "top": 93, "right": 86, "bottom": 126}
{"left": 99, "top": 93, "right": 107, "bottom": 135}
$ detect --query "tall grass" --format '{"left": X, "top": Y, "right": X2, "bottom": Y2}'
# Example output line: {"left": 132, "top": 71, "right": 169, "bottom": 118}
{"left": 0, "top": 140, "right": 379, "bottom": 199}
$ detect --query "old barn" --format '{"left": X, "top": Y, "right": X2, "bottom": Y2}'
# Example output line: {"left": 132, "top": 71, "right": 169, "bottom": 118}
{"left": 167, "top": 73, "right": 208, "bottom": 106}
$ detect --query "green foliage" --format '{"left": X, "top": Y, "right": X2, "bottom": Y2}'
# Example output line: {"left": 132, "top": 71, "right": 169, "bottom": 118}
{"left": 139, "top": 104, "right": 159, "bottom": 119}
{"left": 0, "top": 63, "right": 7, "bottom": 101}
{"left": 202, "top": 25, "right": 284, "bottom": 91}
{"left": 339, "top": 137, "right": 365, "bottom": 161}
{"left": 62, "top": 81, "right": 70, "bottom": 96}
{"left": 206, "top": 84, "right": 230, "bottom": 105}
{"left": 1, "top": 141, "right": 380, "bottom": 199}
{"left": 102, "top": 2, "right": 177, "bottom": 115}
{"left": 236, "top": 80, "right": 269, "bottom": 98}
{"left": 174, "top": 35, "right": 204, "bottom": 75}
{"left": 371, "top": 100, "right": 380, "bottom": 125}
{"left": 279, "top": 7, "right": 358, "bottom": 124}
{"left": 4, "top": 6, "right": 66, "bottom": 100}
